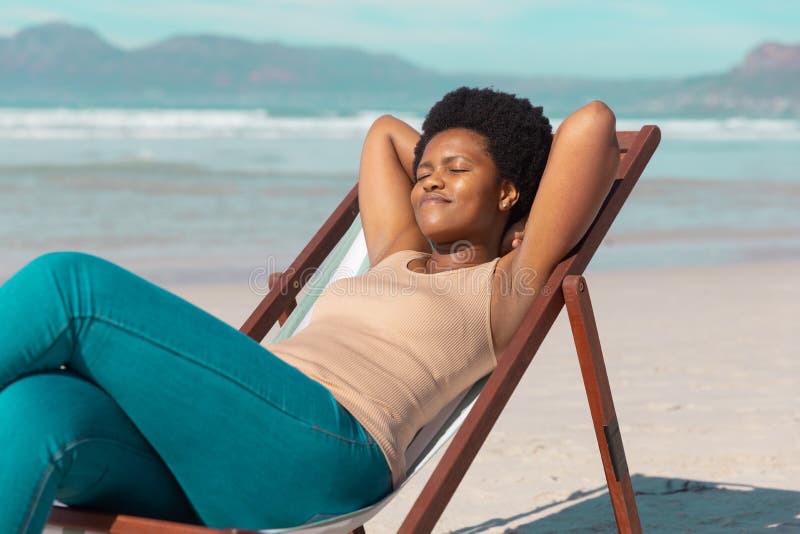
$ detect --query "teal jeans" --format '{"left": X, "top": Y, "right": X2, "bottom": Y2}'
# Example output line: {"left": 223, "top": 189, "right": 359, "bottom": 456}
{"left": 0, "top": 252, "right": 391, "bottom": 533}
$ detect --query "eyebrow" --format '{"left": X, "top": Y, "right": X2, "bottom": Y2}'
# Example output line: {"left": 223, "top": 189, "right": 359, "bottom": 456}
{"left": 443, "top": 155, "right": 474, "bottom": 165}
{"left": 418, "top": 154, "right": 474, "bottom": 169}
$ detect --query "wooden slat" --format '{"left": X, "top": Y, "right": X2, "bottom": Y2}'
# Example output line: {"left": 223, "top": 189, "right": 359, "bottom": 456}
{"left": 616, "top": 131, "right": 638, "bottom": 153}
{"left": 48, "top": 507, "right": 117, "bottom": 532}
{"left": 47, "top": 506, "right": 261, "bottom": 534}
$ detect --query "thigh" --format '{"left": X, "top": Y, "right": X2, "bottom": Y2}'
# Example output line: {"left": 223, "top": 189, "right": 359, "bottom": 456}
{"left": 3, "top": 252, "right": 343, "bottom": 428}
{"left": 77, "top": 306, "right": 391, "bottom": 528}
{"left": 8, "top": 252, "right": 390, "bottom": 528}
{"left": 0, "top": 373, "right": 198, "bottom": 534}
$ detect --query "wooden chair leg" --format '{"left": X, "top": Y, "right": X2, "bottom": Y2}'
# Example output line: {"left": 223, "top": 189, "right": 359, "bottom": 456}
{"left": 563, "top": 275, "right": 642, "bottom": 534}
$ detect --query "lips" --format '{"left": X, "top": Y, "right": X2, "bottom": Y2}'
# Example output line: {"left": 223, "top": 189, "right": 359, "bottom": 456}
{"left": 419, "top": 193, "right": 452, "bottom": 207}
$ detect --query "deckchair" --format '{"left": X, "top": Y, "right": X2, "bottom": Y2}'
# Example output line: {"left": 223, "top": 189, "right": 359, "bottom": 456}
{"left": 47, "top": 125, "right": 661, "bottom": 534}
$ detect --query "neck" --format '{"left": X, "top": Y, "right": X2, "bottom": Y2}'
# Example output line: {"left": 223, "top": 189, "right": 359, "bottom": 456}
{"left": 426, "top": 242, "right": 497, "bottom": 273}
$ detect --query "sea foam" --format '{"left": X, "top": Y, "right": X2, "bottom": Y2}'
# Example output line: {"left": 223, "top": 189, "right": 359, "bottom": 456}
{"left": 1, "top": 109, "right": 799, "bottom": 141}
{"left": 0, "top": 109, "right": 422, "bottom": 140}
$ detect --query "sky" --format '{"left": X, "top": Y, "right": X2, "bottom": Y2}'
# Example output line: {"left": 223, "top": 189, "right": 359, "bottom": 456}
{"left": 1, "top": 0, "right": 798, "bottom": 79}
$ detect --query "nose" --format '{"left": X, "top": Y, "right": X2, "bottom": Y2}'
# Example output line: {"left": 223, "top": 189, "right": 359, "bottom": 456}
{"left": 420, "top": 172, "right": 444, "bottom": 191}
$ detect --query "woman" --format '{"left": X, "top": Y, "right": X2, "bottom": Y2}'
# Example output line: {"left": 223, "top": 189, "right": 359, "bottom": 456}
{"left": 0, "top": 87, "right": 618, "bottom": 532}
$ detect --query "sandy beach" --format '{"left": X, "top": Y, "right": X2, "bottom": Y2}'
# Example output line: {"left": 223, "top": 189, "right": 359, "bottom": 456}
{"left": 165, "top": 257, "right": 799, "bottom": 533}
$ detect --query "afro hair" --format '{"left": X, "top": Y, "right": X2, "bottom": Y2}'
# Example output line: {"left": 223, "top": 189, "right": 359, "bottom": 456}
{"left": 413, "top": 87, "right": 553, "bottom": 230}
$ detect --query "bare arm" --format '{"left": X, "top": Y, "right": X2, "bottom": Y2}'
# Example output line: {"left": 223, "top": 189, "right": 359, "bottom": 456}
{"left": 494, "top": 101, "right": 619, "bottom": 351}
{"left": 358, "top": 115, "right": 429, "bottom": 266}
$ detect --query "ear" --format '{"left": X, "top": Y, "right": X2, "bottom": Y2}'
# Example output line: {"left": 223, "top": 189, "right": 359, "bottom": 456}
{"left": 498, "top": 179, "right": 519, "bottom": 212}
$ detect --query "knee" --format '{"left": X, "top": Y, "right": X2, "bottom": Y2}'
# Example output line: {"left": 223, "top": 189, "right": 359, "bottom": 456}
{"left": 21, "top": 252, "right": 120, "bottom": 293}
{"left": 0, "top": 374, "right": 68, "bottom": 448}
{"left": 27, "top": 251, "right": 105, "bottom": 275}
{"left": 1, "top": 373, "right": 76, "bottom": 429}
{"left": 0, "top": 373, "right": 109, "bottom": 448}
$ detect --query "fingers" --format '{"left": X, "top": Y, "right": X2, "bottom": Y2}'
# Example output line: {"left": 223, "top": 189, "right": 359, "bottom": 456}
{"left": 512, "top": 231, "right": 524, "bottom": 248}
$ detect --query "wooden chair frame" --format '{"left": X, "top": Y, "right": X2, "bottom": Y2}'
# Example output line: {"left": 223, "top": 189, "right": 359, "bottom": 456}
{"left": 47, "top": 126, "right": 661, "bottom": 534}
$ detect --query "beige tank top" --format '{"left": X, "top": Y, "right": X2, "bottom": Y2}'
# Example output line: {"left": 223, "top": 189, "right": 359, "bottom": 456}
{"left": 265, "top": 249, "right": 500, "bottom": 488}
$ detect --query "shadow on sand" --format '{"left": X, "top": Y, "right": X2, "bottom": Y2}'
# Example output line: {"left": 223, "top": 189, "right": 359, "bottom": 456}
{"left": 450, "top": 475, "right": 800, "bottom": 533}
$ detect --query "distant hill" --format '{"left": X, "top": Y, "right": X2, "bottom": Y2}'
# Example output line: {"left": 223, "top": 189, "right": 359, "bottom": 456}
{"left": 0, "top": 22, "right": 798, "bottom": 117}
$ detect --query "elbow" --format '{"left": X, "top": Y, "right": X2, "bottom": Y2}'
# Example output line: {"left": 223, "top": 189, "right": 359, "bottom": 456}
{"left": 588, "top": 100, "right": 616, "bottom": 133}
{"left": 582, "top": 100, "right": 615, "bottom": 130}
{"left": 363, "top": 115, "right": 395, "bottom": 150}
{"left": 557, "top": 100, "right": 617, "bottom": 142}
{"left": 584, "top": 100, "right": 615, "bottom": 120}
{"left": 369, "top": 114, "right": 398, "bottom": 133}
{"left": 366, "top": 114, "right": 403, "bottom": 146}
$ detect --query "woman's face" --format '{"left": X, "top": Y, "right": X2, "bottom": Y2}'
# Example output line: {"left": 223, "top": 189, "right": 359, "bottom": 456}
{"left": 411, "top": 128, "right": 507, "bottom": 247}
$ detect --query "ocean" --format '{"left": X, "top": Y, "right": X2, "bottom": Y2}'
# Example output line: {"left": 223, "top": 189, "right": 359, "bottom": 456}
{"left": 1, "top": 109, "right": 798, "bottom": 286}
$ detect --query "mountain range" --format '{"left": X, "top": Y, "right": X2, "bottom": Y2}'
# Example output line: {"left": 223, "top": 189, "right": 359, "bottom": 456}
{"left": 1, "top": 22, "right": 798, "bottom": 117}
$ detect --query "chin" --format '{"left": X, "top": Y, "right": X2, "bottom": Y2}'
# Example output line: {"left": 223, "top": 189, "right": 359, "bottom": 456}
{"left": 416, "top": 207, "right": 493, "bottom": 246}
